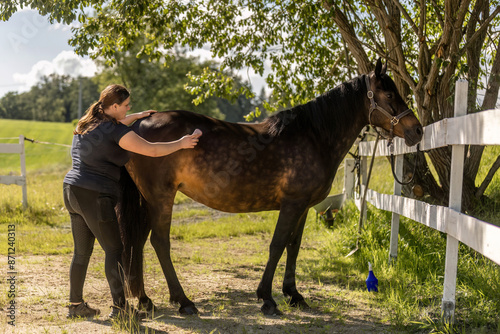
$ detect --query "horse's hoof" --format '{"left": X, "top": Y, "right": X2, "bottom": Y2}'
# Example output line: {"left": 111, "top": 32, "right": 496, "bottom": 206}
{"left": 179, "top": 304, "right": 199, "bottom": 315}
{"left": 138, "top": 297, "right": 157, "bottom": 313}
{"left": 289, "top": 297, "right": 310, "bottom": 309}
{"left": 261, "top": 300, "right": 283, "bottom": 316}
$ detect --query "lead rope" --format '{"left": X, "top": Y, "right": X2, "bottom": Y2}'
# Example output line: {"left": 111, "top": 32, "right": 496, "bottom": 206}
{"left": 347, "top": 132, "right": 380, "bottom": 257}
{"left": 389, "top": 142, "right": 420, "bottom": 185}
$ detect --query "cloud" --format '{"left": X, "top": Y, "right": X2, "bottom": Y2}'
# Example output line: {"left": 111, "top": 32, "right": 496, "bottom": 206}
{"left": 12, "top": 50, "right": 97, "bottom": 92}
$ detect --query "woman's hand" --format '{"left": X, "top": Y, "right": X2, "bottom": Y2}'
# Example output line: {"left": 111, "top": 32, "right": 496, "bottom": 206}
{"left": 119, "top": 110, "right": 157, "bottom": 125}
{"left": 180, "top": 129, "right": 203, "bottom": 149}
{"left": 135, "top": 110, "right": 157, "bottom": 119}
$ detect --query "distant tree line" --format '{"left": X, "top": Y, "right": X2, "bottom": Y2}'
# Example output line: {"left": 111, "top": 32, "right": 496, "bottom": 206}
{"left": 0, "top": 52, "right": 267, "bottom": 123}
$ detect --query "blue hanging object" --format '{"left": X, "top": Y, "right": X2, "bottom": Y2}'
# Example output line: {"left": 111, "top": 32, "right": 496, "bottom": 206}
{"left": 366, "top": 262, "right": 378, "bottom": 292}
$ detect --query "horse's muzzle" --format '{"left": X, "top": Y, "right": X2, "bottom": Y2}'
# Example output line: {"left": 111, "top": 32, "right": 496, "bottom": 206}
{"left": 404, "top": 124, "right": 423, "bottom": 147}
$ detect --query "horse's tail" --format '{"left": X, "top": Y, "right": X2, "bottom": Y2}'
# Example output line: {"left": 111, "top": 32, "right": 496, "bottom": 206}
{"left": 117, "top": 166, "right": 150, "bottom": 297}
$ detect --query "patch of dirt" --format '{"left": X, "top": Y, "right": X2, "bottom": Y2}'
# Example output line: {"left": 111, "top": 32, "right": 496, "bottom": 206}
{"left": 2, "top": 203, "right": 403, "bottom": 334}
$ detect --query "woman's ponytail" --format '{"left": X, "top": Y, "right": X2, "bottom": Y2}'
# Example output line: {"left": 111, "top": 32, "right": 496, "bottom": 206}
{"left": 73, "top": 84, "right": 130, "bottom": 135}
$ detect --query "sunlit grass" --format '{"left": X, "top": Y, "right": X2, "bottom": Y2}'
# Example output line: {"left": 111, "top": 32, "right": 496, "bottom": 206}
{"left": 171, "top": 212, "right": 277, "bottom": 241}
{"left": 0, "top": 119, "right": 73, "bottom": 174}
{"left": 316, "top": 201, "right": 500, "bottom": 332}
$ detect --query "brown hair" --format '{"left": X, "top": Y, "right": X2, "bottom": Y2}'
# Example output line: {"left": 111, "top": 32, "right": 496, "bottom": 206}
{"left": 74, "top": 84, "right": 130, "bottom": 135}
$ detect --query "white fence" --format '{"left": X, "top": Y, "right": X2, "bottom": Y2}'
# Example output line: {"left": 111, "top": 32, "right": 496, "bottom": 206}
{"left": 351, "top": 80, "right": 500, "bottom": 322}
{"left": 0, "top": 135, "right": 27, "bottom": 208}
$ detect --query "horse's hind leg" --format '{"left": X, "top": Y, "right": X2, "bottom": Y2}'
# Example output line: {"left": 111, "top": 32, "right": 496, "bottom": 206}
{"left": 149, "top": 197, "right": 198, "bottom": 315}
{"left": 257, "top": 203, "right": 308, "bottom": 315}
{"left": 282, "top": 212, "right": 310, "bottom": 309}
{"left": 134, "top": 224, "right": 156, "bottom": 312}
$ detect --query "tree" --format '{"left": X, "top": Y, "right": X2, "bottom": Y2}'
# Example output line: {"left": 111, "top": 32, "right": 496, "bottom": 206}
{"left": 0, "top": 55, "right": 257, "bottom": 123}
{"left": 0, "top": 74, "right": 100, "bottom": 122}
{"left": 3, "top": 0, "right": 500, "bottom": 209}
{"left": 94, "top": 41, "right": 225, "bottom": 119}
{"left": 93, "top": 38, "right": 260, "bottom": 121}
{"left": 0, "top": 91, "right": 31, "bottom": 120}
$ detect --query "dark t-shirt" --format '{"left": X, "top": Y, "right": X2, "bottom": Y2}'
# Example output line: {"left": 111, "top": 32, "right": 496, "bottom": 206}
{"left": 63, "top": 121, "right": 132, "bottom": 196}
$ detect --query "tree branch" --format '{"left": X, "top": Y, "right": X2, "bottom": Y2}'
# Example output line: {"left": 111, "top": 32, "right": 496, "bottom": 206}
{"left": 482, "top": 36, "right": 500, "bottom": 110}
{"left": 476, "top": 154, "right": 500, "bottom": 200}
{"left": 391, "top": 0, "right": 418, "bottom": 36}
{"left": 324, "top": 2, "right": 371, "bottom": 73}
{"left": 345, "top": 1, "right": 385, "bottom": 56}
{"left": 366, "top": 0, "right": 414, "bottom": 94}
{"left": 429, "top": 0, "right": 445, "bottom": 29}
{"left": 460, "top": 6, "right": 500, "bottom": 58}
{"left": 425, "top": 0, "right": 470, "bottom": 119}
{"left": 417, "top": 0, "right": 432, "bottom": 80}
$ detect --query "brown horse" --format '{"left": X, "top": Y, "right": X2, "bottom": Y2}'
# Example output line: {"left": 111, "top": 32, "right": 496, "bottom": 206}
{"left": 117, "top": 59, "right": 423, "bottom": 316}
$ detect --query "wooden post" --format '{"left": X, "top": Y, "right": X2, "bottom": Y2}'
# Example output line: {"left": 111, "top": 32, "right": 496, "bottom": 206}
{"left": 441, "top": 79, "right": 467, "bottom": 323}
{"left": 19, "top": 135, "right": 28, "bottom": 209}
{"left": 360, "top": 155, "right": 368, "bottom": 224}
{"left": 343, "top": 158, "right": 355, "bottom": 199}
{"left": 389, "top": 154, "right": 403, "bottom": 263}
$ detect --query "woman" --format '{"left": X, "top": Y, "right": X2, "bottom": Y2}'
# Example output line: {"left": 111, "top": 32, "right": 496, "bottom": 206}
{"left": 63, "top": 84, "right": 201, "bottom": 320}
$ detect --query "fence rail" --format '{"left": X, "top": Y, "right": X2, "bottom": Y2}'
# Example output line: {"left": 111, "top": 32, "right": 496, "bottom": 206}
{"left": 0, "top": 135, "right": 27, "bottom": 208}
{"left": 354, "top": 188, "right": 500, "bottom": 265}
{"left": 359, "top": 108, "right": 500, "bottom": 157}
{"left": 350, "top": 80, "right": 500, "bottom": 322}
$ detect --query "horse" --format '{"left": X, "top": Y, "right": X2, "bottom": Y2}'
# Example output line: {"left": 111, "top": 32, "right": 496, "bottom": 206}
{"left": 117, "top": 59, "right": 423, "bottom": 316}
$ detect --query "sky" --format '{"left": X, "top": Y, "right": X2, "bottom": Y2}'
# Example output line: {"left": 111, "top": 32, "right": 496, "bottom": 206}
{"left": 0, "top": 9, "right": 98, "bottom": 98}
{"left": 0, "top": 9, "right": 267, "bottom": 101}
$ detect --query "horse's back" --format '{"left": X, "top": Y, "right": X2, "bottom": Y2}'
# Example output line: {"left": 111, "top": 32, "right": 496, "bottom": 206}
{"left": 128, "top": 110, "right": 333, "bottom": 213}
{"left": 133, "top": 110, "right": 264, "bottom": 140}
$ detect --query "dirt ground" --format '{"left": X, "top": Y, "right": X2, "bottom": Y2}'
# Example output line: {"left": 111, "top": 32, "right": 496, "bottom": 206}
{"left": 3, "top": 255, "right": 403, "bottom": 334}
{"left": 2, "top": 206, "right": 403, "bottom": 334}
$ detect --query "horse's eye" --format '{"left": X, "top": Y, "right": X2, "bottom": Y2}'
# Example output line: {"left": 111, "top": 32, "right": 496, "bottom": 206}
{"left": 386, "top": 93, "right": 393, "bottom": 99}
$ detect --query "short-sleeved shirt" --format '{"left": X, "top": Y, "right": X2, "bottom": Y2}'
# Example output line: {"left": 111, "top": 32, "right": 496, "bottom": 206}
{"left": 64, "top": 121, "right": 132, "bottom": 196}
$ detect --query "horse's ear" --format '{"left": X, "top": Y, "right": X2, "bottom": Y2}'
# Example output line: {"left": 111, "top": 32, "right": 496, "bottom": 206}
{"left": 374, "top": 58, "right": 387, "bottom": 77}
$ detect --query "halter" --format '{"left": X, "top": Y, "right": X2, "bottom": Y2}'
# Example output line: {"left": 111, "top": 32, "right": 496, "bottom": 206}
{"left": 365, "top": 74, "right": 413, "bottom": 147}
{"left": 364, "top": 74, "right": 419, "bottom": 186}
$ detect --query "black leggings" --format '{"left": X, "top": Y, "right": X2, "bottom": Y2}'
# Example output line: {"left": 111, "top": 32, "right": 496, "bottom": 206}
{"left": 63, "top": 183, "right": 125, "bottom": 307}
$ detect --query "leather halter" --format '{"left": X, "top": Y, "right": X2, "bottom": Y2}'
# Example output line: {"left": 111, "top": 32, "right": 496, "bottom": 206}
{"left": 364, "top": 74, "right": 413, "bottom": 144}
{"left": 364, "top": 74, "right": 419, "bottom": 185}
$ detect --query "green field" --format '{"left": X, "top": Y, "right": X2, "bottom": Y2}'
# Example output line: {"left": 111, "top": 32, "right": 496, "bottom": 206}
{"left": 1, "top": 119, "right": 499, "bottom": 333}
{"left": 0, "top": 119, "right": 74, "bottom": 173}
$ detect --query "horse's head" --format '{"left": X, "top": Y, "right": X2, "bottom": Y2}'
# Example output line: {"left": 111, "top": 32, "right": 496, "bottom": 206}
{"left": 365, "top": 59, "right": 423, "bottom": 146}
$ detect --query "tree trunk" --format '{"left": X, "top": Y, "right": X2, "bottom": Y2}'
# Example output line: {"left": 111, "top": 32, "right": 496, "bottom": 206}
{"left": 402, "top": 150, "right": 446, "bottom": 204}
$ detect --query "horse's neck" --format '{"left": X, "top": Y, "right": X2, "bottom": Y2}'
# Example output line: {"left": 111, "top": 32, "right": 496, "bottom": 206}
{"left": 330, "top": 115, "right": 366, "bottom": 157}
{"left": 330, "top": 86, "right": 368, "bottom": 142}
{"left": 323, "top": 81, "right": 369, "bottom": 161}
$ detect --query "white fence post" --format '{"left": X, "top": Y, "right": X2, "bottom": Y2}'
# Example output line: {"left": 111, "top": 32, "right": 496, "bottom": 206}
{"left": 360, "top": 155, "right": 368, "bottom": 223}
{"left": 389, "top": 154, "right": 403, "bottom": 263}
{"left": 343, "top": 158, "right": 355, "bottom": 199}
{"left": 0, "top": 135, "right": 28, "bottom": 208}
{"left": 441, "top": 79, "right": 468, "bottom": 323}
{"left": 19, "top": 135, "right": 28, "bottom": 208}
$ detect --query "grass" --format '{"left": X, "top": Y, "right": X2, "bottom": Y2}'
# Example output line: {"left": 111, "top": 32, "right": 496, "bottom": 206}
{"left": 0, "top": 119, "right": 74, "bottom": 174}
{"left": 1, "top": 119, "right": 500, "bottom": 332}
{"left": 307, "top": 201, "right": 500, "bottom": 332}
{"left": 171, "top": 213, "right": 276, "bottom": 241}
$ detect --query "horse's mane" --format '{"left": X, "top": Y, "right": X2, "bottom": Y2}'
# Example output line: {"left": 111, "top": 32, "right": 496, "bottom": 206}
{"left": 263, "top": 75, "right": 366, "bottom": 146}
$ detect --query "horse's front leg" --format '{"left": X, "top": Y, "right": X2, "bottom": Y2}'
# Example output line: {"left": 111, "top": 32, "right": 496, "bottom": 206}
{"left": 282, "top": 212, "right": 310, "bottom": 309}
{"left": 256, "top": 203, "right": 308, "bottom": 315}
{"left": 150, "top": 204, "right": 198, "bottom": 315}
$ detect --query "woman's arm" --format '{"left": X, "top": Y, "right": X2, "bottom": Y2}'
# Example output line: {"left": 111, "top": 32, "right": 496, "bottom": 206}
{"left": 118, "top": 110, "right": 157, "bottom": 126}
{"left": 118, "top": 129, "right": 202, "bottom": 157}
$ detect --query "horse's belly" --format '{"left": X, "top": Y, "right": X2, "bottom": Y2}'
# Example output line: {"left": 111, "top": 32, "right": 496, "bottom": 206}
{"left": 178, "top": 182, "right": 281, "bottom": 213}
